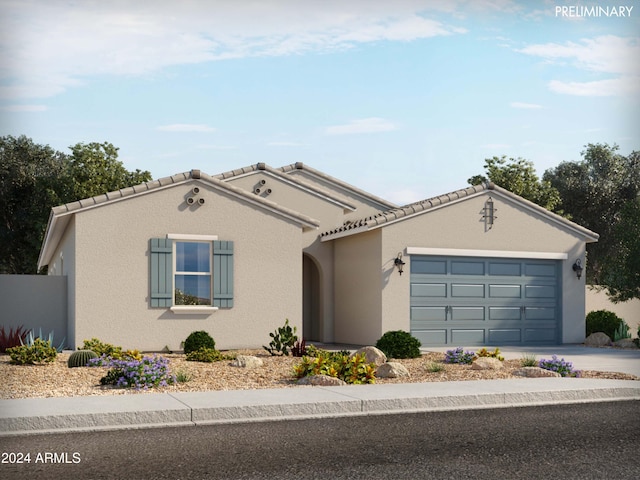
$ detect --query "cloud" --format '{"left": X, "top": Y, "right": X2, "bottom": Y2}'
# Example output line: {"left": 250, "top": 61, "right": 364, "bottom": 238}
{"left": 0, "top": 104, "right": 47, "bottom": 112}
{"left": 517, "top": 35, "right": 640, "bottom": 96}
{"left": 510, "top": 102, "right": 543, "bottom": 109}
{"left": 156, "top": 124, "right": 216, "bottom": 133}
{"left": 326, "top": 117, "right": 398, "bottom": 135}
{"left": 0, "top": 1, "right": 473, "bottom": 99}
{"left": 548, "top": 77, "right": 640, "bottom": 96}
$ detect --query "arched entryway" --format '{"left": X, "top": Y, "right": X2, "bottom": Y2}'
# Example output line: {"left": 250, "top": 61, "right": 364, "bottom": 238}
{"left": 303, "top": 253, "right": 321, "bottom": 341}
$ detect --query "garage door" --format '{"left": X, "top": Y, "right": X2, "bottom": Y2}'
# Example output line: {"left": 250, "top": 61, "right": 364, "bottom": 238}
{"left": 410, "top": 256, "right": 561, "bottom": 346}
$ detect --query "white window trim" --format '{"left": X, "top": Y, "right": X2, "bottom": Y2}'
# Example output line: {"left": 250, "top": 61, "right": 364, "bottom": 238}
{"left": 167, "top": 233, "right": 218, "bottom": 241}
{"left": 405, "top": 247, "right": 568, "bottom": 260}
{"left": 170, "top": 306, "right": 219, "bottom": 314}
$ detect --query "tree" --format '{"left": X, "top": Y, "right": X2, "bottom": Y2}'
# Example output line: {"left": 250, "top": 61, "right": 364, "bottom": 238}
{"left": 67, "top": 142, "right": 151, "bottom": 200}
{"left": 599, "top": 198, "right": 640, "bottom": 302}
{"left": 0, "top": 135, "right": 68, "bottom": 274}
{"left": 0, "top": 136, "right": 152, "bottom": 274}
{"left": 544, "top": 143, "right": 640, "bottom": 297}
{"left": 468, "top": 156, "right": 561, "bottom": 211}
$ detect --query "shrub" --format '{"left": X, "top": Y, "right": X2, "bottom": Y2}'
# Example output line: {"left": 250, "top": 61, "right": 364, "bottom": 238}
{"left": 586, "top": 310, "right": 624, "bottom": 339}
{"left": 444, "top": 347, "right": 475, "bottom": 365}
{"left": 293, "top": 352, "right": 376, "bottom": 384}
{"left": 68, "top": 349, "right": 98, "bottom": 368}
{"left": 263, "top": 319, "right": 298, "bottom": 356}
{"left": 183, "top": 331, "right": 216, "bottom": 355}
{"left": 185, "top": 347, "right": 234, "bottom": 363}
{"left": 475, "top": 347, "right": 504, "bottom": 361}
{"left": 23, "top": 328, "right": 65, "bottom": 352}
{"left": 82, "top": 338, "right": 124, "bottom": 359}
{"left": 520, "top": 354, "right": 538, "bottom": 367}
{"left": 538, "top": 355, "right": 579, "bottom": 377}
{"left": 375, "top": 330, "right": 421, "bottom": 359}
{"left": 291, "top": 339, "right": 307, "bottom": 357}
{"left": 98, "top": 355, "right": 176, "bottom": 389}
{"left": 7, "top": 338, "right": 57, "bottom": 364}
{"left": 613, "top": 322, "right": 631, "bottom": 342}
{"left": 0, "top": 325, "right": 29, "bottom": 353}
{"left": 426, "top": 361, "right": 445, "bottom": 373}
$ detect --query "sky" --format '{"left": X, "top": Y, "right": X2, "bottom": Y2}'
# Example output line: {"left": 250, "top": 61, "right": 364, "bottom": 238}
{"left": 1, "top": 0, "right": 638, "bottom": 204}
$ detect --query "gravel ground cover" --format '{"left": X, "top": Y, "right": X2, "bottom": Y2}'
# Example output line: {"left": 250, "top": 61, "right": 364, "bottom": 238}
{"left": 1, "top": 350, "right": 637, "bottom": 400}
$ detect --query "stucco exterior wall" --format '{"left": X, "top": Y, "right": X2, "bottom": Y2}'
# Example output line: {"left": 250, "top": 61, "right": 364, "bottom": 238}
{"left": 369, "top": 190, "right": 590, "bottom": 344}
{"left": 66, "top": 180, "right": 304, "bottom": 351}
{"left": 0, "top": 275, "right": 67, "bottom": 346}
{"left": 333, "top": 230, "right": 382, "bottom": 345}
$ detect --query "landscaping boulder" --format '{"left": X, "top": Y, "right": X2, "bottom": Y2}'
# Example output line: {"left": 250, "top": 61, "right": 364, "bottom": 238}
{"left": 584, "top": 332, "right": 611, "bottom": 347}
{"left": 471, "top": 357, "right": 503, "bottom": 370}
{"left": 351, "top": 346, "right": 387, "bottom": 366}
{"left": 297, "top": 375, "right": 347, "bottom": 386}
{"left": 230, "top": 355, "right": 263, "bottom": 368}
{"left": 513, "top": 367, "right": 561, "bottom": 378}
{"left": 613, "top": 338, "right": 638, "bottom": 349}
{"left": 376, "top": 362, "right": 410, "bottom": 378}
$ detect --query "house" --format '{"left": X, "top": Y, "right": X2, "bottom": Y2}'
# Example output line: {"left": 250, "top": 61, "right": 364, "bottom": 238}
{"left": 37, "top": 162, "right": 598, "bottom": 351}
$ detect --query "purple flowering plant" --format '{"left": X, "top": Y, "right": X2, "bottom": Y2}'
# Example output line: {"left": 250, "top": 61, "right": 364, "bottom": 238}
{"left": 538, "top": 355, "right": 580, "bottom": 377}
{"left": 444, "top": 347, "right": 476, "bottom": 365}
{"left": 92, "top": 355, "right": 177, "bottom": 389}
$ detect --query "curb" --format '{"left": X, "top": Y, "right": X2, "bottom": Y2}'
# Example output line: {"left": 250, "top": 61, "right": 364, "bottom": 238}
{"left": 1, "top": 378, "right": 639, "bottom": 436}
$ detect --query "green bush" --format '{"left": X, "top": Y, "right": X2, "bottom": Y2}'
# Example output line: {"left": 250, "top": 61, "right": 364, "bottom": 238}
{"left": 375, "top": 330, "right": 421, "bottom": 359}
{"left": 82, "top": 338, "right": 124, "bottom": 359}
{"left": 7, "top": 338, "right": 57, "bottom": 364}
{"left": 263, "top": 319, "right": 298, "bottom": 356}
{"left": 185, "top": 347, "right": 234, "bottom": 363}
{"left": 613, "top": 322, "right": 631, "bottom": 342}
{"left": 585, "top": 310, "right": 624, "bottom": 339}
{"left": 183, "top": 331, "right": 216, "bottom": 355}
{"left": 293, "top": 352, "right": 376, "bottom": 384}
{"left": 475, "top": 347, "right": 504, "bottom": 361}
{"left": 68, "top": 349, "right": 98, "bottom": 368}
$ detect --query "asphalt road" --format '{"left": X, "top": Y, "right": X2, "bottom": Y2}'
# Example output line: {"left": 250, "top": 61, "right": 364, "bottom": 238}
{"left": 2, "top": 401, "right": 639, "bottom": 479}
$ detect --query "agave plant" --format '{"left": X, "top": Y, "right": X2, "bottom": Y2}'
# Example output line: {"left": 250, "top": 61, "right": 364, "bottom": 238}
{"left": 21, "top": 328, "right": 66, "bottom": 352}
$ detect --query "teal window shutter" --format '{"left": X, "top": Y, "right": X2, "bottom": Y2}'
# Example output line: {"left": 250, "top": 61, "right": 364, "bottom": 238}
{"left": 150, "top": 238, "right": 173, "bottom": 307}
{"left": 213, "top": 240, "right": 234, "bottom": 308}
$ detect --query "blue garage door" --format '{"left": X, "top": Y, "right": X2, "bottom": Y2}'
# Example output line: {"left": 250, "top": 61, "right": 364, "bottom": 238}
{"left": 410, "top": 256, "right": 561, "bottom": 345}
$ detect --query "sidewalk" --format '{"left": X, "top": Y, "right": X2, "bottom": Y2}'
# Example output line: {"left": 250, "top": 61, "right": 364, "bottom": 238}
{"left": 1, "top": 346, "right": 639, "bottom": 437}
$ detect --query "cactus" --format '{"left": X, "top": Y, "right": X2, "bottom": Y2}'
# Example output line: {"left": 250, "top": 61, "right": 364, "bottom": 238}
{"left": 68, "top": 349, "right": 98, "bottom": 368}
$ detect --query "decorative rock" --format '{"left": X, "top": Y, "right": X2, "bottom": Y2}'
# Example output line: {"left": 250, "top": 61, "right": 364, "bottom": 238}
{"left": 513, "top": 367, "right": 561, "bottom": 378}
{"left": 376, "top": 362, "right": 410, "bottom": 378}
{"left": 471, "top": 357, "right": 503, "bottom": 370}
{"left": 351, "top": 346, "right": 387, "bottom": 366}
{"left": 584, "top": 332, "right": 612, "bottom": 347}
{"left": 614, "top": 338, "right": 638, "bottom": 349}
{"left": 230, "top": 355, "right": 263, "bottom": 368}
{"left": 297, "top": 375, "right": 347, "bottom": 386}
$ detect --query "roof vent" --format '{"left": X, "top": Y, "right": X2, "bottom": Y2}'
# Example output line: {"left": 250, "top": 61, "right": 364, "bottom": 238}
{"left": 191, "top": 169, "right": 201, "bottom": 179}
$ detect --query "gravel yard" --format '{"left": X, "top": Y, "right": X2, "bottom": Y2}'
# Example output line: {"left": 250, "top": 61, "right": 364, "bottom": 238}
{"left": 1, "top": 349, "right": 637, "bottom": 400}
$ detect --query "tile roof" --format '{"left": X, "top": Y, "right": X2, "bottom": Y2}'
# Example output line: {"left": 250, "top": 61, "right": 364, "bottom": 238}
{"left": 320, "top": 182, "right": 600, "bottom": 242}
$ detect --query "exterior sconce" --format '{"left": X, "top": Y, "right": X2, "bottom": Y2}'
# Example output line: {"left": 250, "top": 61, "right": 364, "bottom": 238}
{"left": 572, "top": 259, "right": 583, "bottom": 279}
{"left": 482, "top": 197, "right": 497, "bottom": 230}
{"left": 394, "top": 253, "right": 406, "bottom": 275}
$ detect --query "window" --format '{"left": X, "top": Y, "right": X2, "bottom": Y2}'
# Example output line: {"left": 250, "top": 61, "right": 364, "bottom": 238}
{"left": 150, "top": 237, "right": 234, "bottom": 311}
{"left": 174, "top": 241, "right": 211, "bottom": 305}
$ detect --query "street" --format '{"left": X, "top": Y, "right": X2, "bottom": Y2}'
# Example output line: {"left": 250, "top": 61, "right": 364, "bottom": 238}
{"left": 1, "top": 400, "right": 639, "bottom": 479}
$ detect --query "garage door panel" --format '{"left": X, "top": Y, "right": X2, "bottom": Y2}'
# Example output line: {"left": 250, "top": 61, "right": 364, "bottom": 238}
{"left": 525, "top": 285, "right": 556, "bottom": 298}
{"left": 525, "top": 307, "right": 556, "bottom": 320}
{"left": 451, "top": 329, "right": 485, "bottom": 344}
{"left": 451, "top": 307, "right": 484, "bottom": 321}
{"left": 411, "top": 306, "right": 447, "bottom": 322}
{"left": 413, "top": 330, "right": 447, "bottom": 344}
{"left": 411, "top": 283, "right": 447, "bottom": 297}
{"left": 489, "top": 329, "right": 521, "bottom": 343}
{"left": 489, "top": 307, "right": 521, "bottom": 320}
{"left": 524, "top": 328, "right": 557, "bottom": 342}
{"left": 525, "top": 263, "right": 556, "bottom": 277}
{"left": 489, "top": 284, "right": 521, "bottom": 298}
{"left": 451, "top": 284, "right": 485, "bottom": 297}
{"left": 451, "top": 261, "right": 484, "bottom": 275}
{"left": 412, "top": 259, "right": 447, "bottom": 274}
{"left": 489, "top": 262, "right": 521, "bottom": 276}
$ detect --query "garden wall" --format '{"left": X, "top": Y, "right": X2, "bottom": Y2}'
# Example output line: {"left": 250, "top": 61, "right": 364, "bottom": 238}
{"left": 0, "top": 275, "right": 67, "bottom": 348}
{"left": 586, "top": 285, "right": 640, "bottom": 338}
